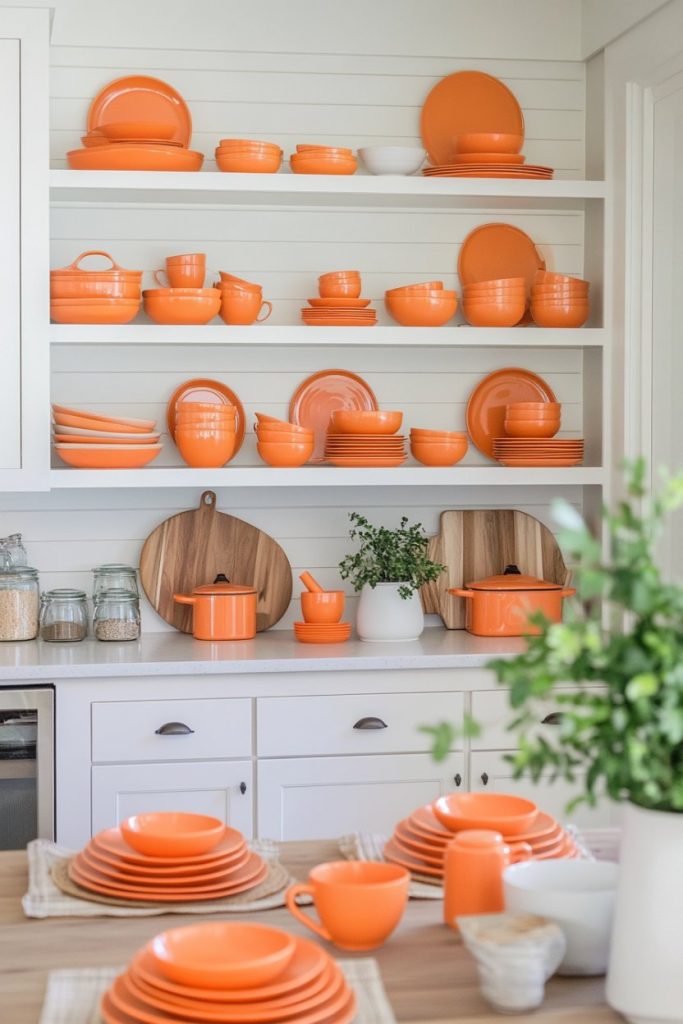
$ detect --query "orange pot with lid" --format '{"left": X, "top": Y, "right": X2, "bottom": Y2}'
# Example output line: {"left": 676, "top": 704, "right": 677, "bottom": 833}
{"left": 449, "top": 564, "right": 575, "bottom": 637}
{"left": 173, "top": 575, "right": 257, "bottom": 640}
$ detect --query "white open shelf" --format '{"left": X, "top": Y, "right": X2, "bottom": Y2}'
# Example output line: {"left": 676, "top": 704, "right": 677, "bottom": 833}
{"left": 48, "top": 324, "right": 606, "bottom": 347}
{"left": 49, "top": 466, "right": 606, "bottom": 489}
{"left": 49, "top": 170, "right": 608, "bottom": 210}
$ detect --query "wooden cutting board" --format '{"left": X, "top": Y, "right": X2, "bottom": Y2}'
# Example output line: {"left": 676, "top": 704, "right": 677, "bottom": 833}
{"left": 139, "top": 491, "right": 293, "bottom": 633}
{"left": 421, "top": 509, "right": 571, "bottom": 629}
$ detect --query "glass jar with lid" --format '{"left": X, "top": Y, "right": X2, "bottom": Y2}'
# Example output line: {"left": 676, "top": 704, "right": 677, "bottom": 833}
{"left": 92, "top": 564, "right": 139, "bottom": 600}
{"left": 6, "top": 534, "right": 27, "bottom": 567}
{"left": 93, "top": 588, "right": 140, "bottom": 641}
{"left": 40, "top": 589, "right": 88, "bottom": 642}
{"left": 0, "top": 566, "right": 40, "bottom": 641}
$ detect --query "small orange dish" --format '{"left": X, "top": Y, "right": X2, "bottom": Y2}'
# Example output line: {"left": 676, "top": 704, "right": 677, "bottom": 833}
{"left": 503, "top": 420, "right": 560, "bottom": 438}
{"left": 50, "top": 298, "right": 140, "bottom": 324}
{"left": 216, "top": 150, "right": 282, "bottom": 174}
{"left": 330, "top": 410, "right": 402, "bottom": 435}
{"left": 150, "top": 922, "right": 297, "bottom": 989}
{"left": 462, "top": 297, "right": 526, "bottom": 327}
{"left": 257, "top": 439, "right": 314, "bottom": 467}
{"left": 175, "top": 429, "right": 236, "bottom": 468}
{"left": 385, "top": 293, "right": 457, "bottom": 327}
{"left": 143, "top": 288, "right": 221, "bottom": 325}
{"left": 455, "top": 132, "right": 524, "bottom": 154}
{"left": 290, "top": 154, "right": 357, "bottom": 175}
{"left": 385, "top": 281, "right": 444, "bottom": 295}
{"left": 411, "top": 436, "right": 468, "bottom": 466}
{"left": 53, "top": 445, "right": 162, "bottom": 469}
{"left": 433, "top": 792, "right": 537, "bottom": 835}
{"left": 121, "top": 812, "right": 225, "bottom": 858}
{"left": 301, "top": 591, "right": 345, "bottom": 624}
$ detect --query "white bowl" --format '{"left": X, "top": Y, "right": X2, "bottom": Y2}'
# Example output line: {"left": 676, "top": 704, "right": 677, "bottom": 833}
{"left": 358, "top": 146, "right": 426, "bottom": 176}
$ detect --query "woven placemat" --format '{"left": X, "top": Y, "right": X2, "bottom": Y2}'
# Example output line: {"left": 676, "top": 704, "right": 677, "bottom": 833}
{"left": 51, "top": 855, "right": 288, "bottom": 910}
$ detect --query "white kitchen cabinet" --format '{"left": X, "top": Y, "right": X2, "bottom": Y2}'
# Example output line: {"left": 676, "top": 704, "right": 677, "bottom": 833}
{"left": 91, "top": 760, "right": 254, "bottom": 837}
{"left": 257, "top": 752, "right": 465, "bottom": 841}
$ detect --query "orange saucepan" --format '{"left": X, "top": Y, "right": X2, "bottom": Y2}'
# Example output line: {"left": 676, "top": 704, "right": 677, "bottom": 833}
{"left": 173, "top": 581, "right": 257, "bottom": 641}
{"left": 449, "top": 565, "right": 576, "bottom": 637}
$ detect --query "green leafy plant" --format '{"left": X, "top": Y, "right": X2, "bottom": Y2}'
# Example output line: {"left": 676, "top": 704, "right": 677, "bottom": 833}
{"left": 339, "top": 513, "right": 444, "bottom": 599}
{"left": 423, "top": 459, "right": 683, "bottom": 813}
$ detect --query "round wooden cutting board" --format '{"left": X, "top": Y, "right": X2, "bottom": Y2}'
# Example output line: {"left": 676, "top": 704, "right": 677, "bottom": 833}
{"left": 139, "top": 491, "right": 292, "bottom": 633}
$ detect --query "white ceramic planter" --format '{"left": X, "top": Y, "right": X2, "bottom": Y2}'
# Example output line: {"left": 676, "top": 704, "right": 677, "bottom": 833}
{"left": 356, "top": 582, "right": 424, "bottom": 642}
{"left": 607, "top": 802, "right": 683, "bottom": 1023}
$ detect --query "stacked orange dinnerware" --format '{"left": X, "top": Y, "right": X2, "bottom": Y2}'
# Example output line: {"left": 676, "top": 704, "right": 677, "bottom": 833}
{"left": 215, "top": 272, "right": 273, "bottom": 325}
{"left": 144, "top": 252, "right": 221, "bottom": 325}
{"left": 325, "top": 410, "right": 406, "bottom": 467}
{"left": 98, "top": 920, "right": 357, "bottom": 1024}
{"left": 530, "top": 272, "right": 591, "bottom": 327}
{"left": 385, "top": 281, "right": 457, "bottom": 326}
{"left": 167, "top": 379, "right": 246, "bottom": 468}
{"left": 494, "top": 398, "right": 584, "bottom": 466}
{"left": 410, "top": 428, "right": 468, "bottom": 466}
{"left": 51, "top": 403, "right": 162, "bottom": 469}
{"left": 50, "top": 250, "right": 143, "bottom": 324}
{"left": 294, "top": 570, "right": 351, "bottom": 643}
{"left": 290, "top": 145, "right": 357, "bottom": 175}
{"left": 254, "top": 413, "right": 314, "bottom": 467}
{"left": 384, "top": 793, "right": 580, "bottom": 883}
{"left": 215, "top": 138, "right": 283, "bottom": 173}
{"left": 462, "top": 277, "right": 526, "bottom": 326}
{"left": 69, "top": 812, "right": 268, "bottom": 902}
{"left": 303, "top": 270, "right": 377, "bottom": 326}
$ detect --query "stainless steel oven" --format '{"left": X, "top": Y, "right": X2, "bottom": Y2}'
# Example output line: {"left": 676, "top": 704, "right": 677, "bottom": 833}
{"left": 0, "top": 687, "right": 54, "bottom": 848}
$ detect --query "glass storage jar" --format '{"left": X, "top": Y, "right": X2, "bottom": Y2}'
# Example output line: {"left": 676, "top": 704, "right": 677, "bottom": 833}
{"left": 40, "top": 589, "right": 88, "bottom": 642}
{"left": 93, "top": 588, "right": 140, "bottom": 641}
{"left": 92, "top": 564, "right": 139, "bottom": 599}
{"left": 0, "top": 566, "right": 40, "bottom": 641}
{"left": 6, "top": 534, "right": 27, "bottom": 567}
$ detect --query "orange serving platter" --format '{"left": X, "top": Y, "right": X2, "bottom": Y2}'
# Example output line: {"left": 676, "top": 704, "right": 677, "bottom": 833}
{"left": 52, "top": 405, "right": 156, "bottom": 432}
{"left": 54, "top": 446, "right": 162, "bottom": 470}
{"left": 466, "top": 367, "right": 557, "bottom": 459}
{"left": 420, "top": 71, "right": 524, "bottom": 166}
{"left": 458, "top": 223, "right": 545, "bottom": 298}
{"left": 88, "top": 75, "right": 192, "bottom": 147}
{"left": 166, "top": 378, "right": 246, "bottom": 453}
{"left": 290, "top": 370, "right": 378, "bottom": 463}
{"left": 67, "top": 145, "right": 204, "bottom": 172}
{"left": 92, "top": 826, "right": 245, "bottom": 866}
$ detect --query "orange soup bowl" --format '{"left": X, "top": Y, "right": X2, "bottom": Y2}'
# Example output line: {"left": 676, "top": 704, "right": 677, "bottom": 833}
{"left": 433, "top": 792, "right": 538, "bottom": 836}
{"left": 464, "top": 285, "right": 526, "bottom": 300}
{"left": 255, "top": 414, "right": 311, "bottom": 433}
{"left": 531, "top": 282, "right": 589, "bottom": 296}
{"left": 220, "top": 288, "right": 273, "bottom": 325}
{"left": 455, "top": 132, "right": 524, "bottom": 154}
{"left": 286, "top": 860, "right": 409, "bottom": 951}
{"left": 464, "top": 277, "right": 526, "bottom": 293}
{"left": 216, "top": 273, "right": 263, "bottom": 293}
{"left": 410, "top": 428, "right": 465, "bottom": 440}
{"left": 50, "top": 298, "right": 140, "bottom": 324}
{"left": 531, "top": 304, "right": 590, "bottom": 328}
{"left": 506, "top": 402, "right": 561, "bottom": 415}
{"left": 175, "top": 429, "right": 236, "bottom": 468}
{"left": 255, "top": 428, "right": 314, "bottom": 444}
{"left": 120, "top": 812, "right": 225, "bottom": 858}
{"left": 411, "top": 437, "right": 468, "bottom": 466}
{"left": 536, "top": 271, "right": 589, "bottom": 287}
{"left": 257, "top": 440, "right": 314, "bottom": 467}
{"left": 296, "top": 144, "right": 354, "bottom": 156}
{"left": 290, "top": 154, "right": 357, "bottom": 175}
{"left": 462, "top": 298, "right": 526, "bottom": 328}
{"left": 150, "top": 922, "right": 297, "bottom": 990}
{"left": 143, "top": 289, "right": 220, "bottom": 325}
{"left": 385, "top": 281, "right": 444, "bottom": 295}
{"left": 385, "top": 293, "right": 457, "bottom": 327}
{"left": 301, "top": 590, "right": 345, "bottom": 624}
{"left": 330, "top": 410, "right": 402, "bottom": 435}
{"left": 216, "top": 150, "right": 282, "bottom": 173}
{"left": 504, "top": 419, "right": 560, "bottom": 438}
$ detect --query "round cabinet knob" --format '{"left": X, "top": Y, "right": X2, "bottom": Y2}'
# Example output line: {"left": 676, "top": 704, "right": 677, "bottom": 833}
{"left": 353, "top": 717, "right": 388, "bottom": 730}
{"left": 155, "top": 721, "right": 195, "bottom": 735}
{"left": 453, "top": 773, "right": 462, "bottom": 787}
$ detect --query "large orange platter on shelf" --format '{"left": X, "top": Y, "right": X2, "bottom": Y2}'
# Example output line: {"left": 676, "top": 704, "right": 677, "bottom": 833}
{"left": 420, "top": 71, "right": 524, "bottom": 166}
{"left": 166, "top": 378, "right": 246, "bottom": 454}
{"left": 289, "top": 370, "right": 378, "bottom": 463}
{"left": 458, "top": 223, "right": 545, "bottom": 297}
{"left": 88, "top": 75, "right": 192, "bottom": 147}
{"left": 67, "top": 145, "right": 204, "bottom": 172}
{"left": 466, "top": 368, "right": 557, "bottom": 459}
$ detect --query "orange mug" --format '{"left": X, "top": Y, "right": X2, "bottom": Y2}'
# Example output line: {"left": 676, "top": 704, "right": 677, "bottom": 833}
{"left": 156, "top": 253, "right": 206, "bottom": 289}
{"left": 220, "top": 288, "right": 273, "bottom": 325}
{"left": 216, "top": 272, "right": 262, "bottom": 293}
{"left": 286, "top": 860, "right": 409, "bottom": 950}
{"left": 443, "top": 829, "right": 532, "bottom": 928}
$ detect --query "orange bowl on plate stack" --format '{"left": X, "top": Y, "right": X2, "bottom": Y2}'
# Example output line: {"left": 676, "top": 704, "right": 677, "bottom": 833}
{"left": 385, "top": 282, "right": 457, "bottom": 327}
{"left": 318, "top": 270, "right": 362, "bottom": 299}
{"left": 409, "top": 428, "right": 468, "bottom": 466}
{"left": 462, "top": 277, "right": 526, "bottom": 327}
{"left": 143, "top": 287, "right": 221, "bottom": 325}
{"left": 504, "top": 401, "right": 561, "bottom": 439}
{"left": 51, "top": 404, "right": 162, "bottom": 469}
{"left": 215, "top": 138, "right": 283, "bottom": 173}
{"left": 254, "top": 414, "right": 314, "bottom": 467}
{"left": 325, "top": 410, "right": 406, "bottom": 467}
{"left": 531, "top": 272, "right": 590, "bottom": 328}
{"left": 174, "top": 402, "right": 237, "bottom": 467}
{"left": 290, "top": 145, "right": 357, "bottom": 175}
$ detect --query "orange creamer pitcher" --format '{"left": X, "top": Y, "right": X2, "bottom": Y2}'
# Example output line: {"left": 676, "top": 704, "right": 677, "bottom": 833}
{"left": 443, "top": 829, "right": 532, "bottom": 928}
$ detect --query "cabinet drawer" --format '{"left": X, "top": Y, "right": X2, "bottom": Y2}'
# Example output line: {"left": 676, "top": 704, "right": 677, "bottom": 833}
{"left": 92, "top": 698, "right": 252, "bottom": 763}
{"left": 257, "top": 691, "right": 463, "bottom": 757}
{"left": 471, "top": 688, "right": 602, "bottom": 750}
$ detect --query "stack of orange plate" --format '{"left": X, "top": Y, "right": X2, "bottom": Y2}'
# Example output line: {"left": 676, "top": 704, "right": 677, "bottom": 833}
{"left": 384, "top": 799, "right": 578, "bottom": 882}
{"left": 52, "top": 404, "right": 162, "bottom": 469}
{"left": 423, "top": 162, "right": 553, "bottom": 179}
{"left": 493, "top": 438, "right": 584, "bottom": 467}
{"left": 100, "top": 921, "right": 357, "bottom": 1024}
{"left": 324, "top": 409, "right": 406, "bottom": 467}
{"left": 293, "top": 621, "right": 352, "bottom": 644}
{"left": 301, "top": 304, "right": 377, "bottom": 328}
{"left": 69, "top": 812, "right": 268, "bottom": 903}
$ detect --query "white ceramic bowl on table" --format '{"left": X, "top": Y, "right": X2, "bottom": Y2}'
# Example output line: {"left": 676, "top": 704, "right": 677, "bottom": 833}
{"left": 358, "top": 146, "right": 426, "bottom": 175}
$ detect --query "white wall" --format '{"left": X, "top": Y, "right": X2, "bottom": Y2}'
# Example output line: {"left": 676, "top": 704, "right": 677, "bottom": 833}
{"left": 581, "top": 0, "right": 672, "bottom": 58}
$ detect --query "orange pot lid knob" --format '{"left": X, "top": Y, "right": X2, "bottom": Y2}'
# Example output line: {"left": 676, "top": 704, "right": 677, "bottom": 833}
{"left": 464, "top": 564, "right": 564, "bottom": 591}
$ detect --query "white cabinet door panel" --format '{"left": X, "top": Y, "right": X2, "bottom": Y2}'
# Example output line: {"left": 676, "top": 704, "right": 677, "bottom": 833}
{"left": 257, "top": 753, "right": 464, "bottom": 841}
{"left": 92, "top": 761, "right": 253, "bottom": 837}
{"left": 471, "top": 688, "right": 605, "bottom": 751}
{"left": 0, "top": 38, "right": 21, "bottom": 469}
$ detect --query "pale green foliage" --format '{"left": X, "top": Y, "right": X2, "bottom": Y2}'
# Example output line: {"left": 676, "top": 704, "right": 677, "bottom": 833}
{"left": 339, "top": 513, "right": 445, "bottom": 599}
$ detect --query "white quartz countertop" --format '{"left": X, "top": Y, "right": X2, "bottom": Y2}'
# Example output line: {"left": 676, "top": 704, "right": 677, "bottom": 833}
{"left": 0, "top": 627, "right": 525, "bottom": 681}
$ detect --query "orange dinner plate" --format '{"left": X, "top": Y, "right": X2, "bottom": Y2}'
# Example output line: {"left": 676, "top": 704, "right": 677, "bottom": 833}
{"left": 307, "top": 298, "right": 372, "bottom": 309}
{"left": 498, "top": 457, "right": 583, "bottom": 467}
{"left": 67, "top": 145, "right": 203, "bottom": 172}
{"left": 383, "top": 838, "right": 443, "bottom": 878}
{"left": 391, "top": 830, "right": 445, "bottom": 866}
{"left": 83, "top": 841, "right": 248, "bottom": 878}
{"left": 92, "top": 826, "right": 245, "bottom": 867}
{"left": 78, "top": 845, "right": 250, "bottom": 886}
{"left": 420, "top": 71, "right": 524, "bottom": 166}
{"left": 458, "top": 223, "right": 545, "bottom": 298}
{"left": 88, "top": 76, "right": 192, "bottom": 147}
{"left": 466, "top": 367, "right": 557, "bottom": 459}
{"left": 302, "top": 318, "right": 377, "bottom": 327}
{"left": 410, "top": 805, "right": 453, "bottom": 838}
{"left": 166, "top": 378, "right": 245, "bottom": 453}
{"left": 54, "top": 446, "right": 162, "bottom": 469}
{"left": 326, "top": 457, "right": 407, "bottom": 467}
{"left": 289, "top": 370, "right": 378, "bottom": 463}
{"left": 52, "top": 405, "right": 156, "bottom": 432}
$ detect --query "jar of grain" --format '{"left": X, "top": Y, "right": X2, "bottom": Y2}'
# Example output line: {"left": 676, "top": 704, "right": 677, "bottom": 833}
{"left": 40, "top": 589, "right": 88, "bottom": 642}
{"left": 93, "top": 588, "right": 140, "bottom": 641}
{"left": 92, "top": 564, "right": 139, "bottom": 599}
{"left": 0, "top": 567, "right": 40, "bottom": 641}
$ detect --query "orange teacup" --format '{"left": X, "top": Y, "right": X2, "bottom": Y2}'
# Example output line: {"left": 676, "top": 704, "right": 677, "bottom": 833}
{"left": 156, "top": 253, "right": 206, "bottom": 289}
{"left": 301, "top": 590, "right": 345, "bottom": 624}
{"left": 286, "top": 860, "right": 409, "bottom": 950}
{"left": 220, "top": 287, "right": 273, "bottom": 325}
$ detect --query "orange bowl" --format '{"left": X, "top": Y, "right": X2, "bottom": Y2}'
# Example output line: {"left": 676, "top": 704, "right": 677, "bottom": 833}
{"left": 50, "top": 298, "right": 140, "bottom": 324}
{"left": 411, "top": 438, "right": 468, "bottom": 466}
{"left": 216, "top": 151, "right": 282, "bottom": 173}
{"left": 53, "top": 445, "right": 162, "bottom": 469}
{"left": 101, "top": 121, "right": 176, "bottom": 141}
{"left": 434, "top": 792, "right": 537, "bottom": 835}
{"left": 256, "top": 428, "right": 314, "bottom": 443}
{"left": 531, "top": 305, "right": 590, "bottom": 328}
{"left": 175, "top": 430, "right": 236, "bottom": 467}
{"left": 410, "top": 428, "right": 466, "bottom": 440}
{"left": 536, "top": 271, "right": 589, "bottom": 287}
{"left": 455, "top": 132, "right": 524, "bottom": 155}
{"left": 296, "top": 144, "right": 353, "bottom": 155}
{"left": 504, "top": 420, "right": 560, "bottom": 438}
{"left": 255, "top": 414, "right": 311, "bottom": 433}
{"left": 319, "top": 279, "right": 362, "bottom": 299}
{"left": 464, "top": 284, "right": 526, "bottom": 297}
{"left": 462, "top": 297, "right": 526, "bottom": 327}
{"left": 218, "top": 138, "right": 280, "bottom": 149}
{"left": 463, "top": 277, "right": 526, "bottom": 292}
{"left": 532, "top": 282, "right": 589, "bottom": 296}
{"left": 290, "top": 155, "right": 357, "bottom": 175}
{"left": 150, "top": 922, "right": 296, "bottom": 990}
{"left": 506, "top": 402, "right": 561, "bottom": 413}
{"left": 257, "top": 440, "right": 313, "bottom": 467}
{"left": 120, "top": 812, "right": 225, "bottom": 858}
{"left": 301, "top": 590, "right": 345, "bottom": 624}
{"left": 385, "top": 281, "right": 444, "bottom": 295}
{"left": 143, "top": 290, "right": 221, "bottom": 325}
{"left": 385, "top": 293, "right": 457, "bottom": 327}
{"left": 216, "top": 273, "right": 262, "bottom": 293}
{"left": 330, "top": 410, "right": 402, "bottom": 435}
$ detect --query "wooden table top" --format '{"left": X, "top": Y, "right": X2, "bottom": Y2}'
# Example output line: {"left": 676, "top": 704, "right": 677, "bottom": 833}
{"left": 0, "top": 842, "right": 621, "bottom": 1023}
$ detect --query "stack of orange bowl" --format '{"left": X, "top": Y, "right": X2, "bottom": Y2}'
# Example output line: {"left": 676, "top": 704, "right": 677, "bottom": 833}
{"left": 324, "top": 410, "right": 406, "bottom": 467}
{"left": 384, "top": 793, "right": 579, "bottom": 883}
{"left": 68, "top": 812, "right": 269, "bottom": 903}
{"left": 385, "top": 281, "right": 457, "bottom": 327}
{"left": 254, "top": 413, "right": 314, "bottom": 467}
{"left": 50, "top": 250, "right": 142, "bottom": 324}
{"left": 462, "top": 277, "right": 526, "bottom": 327}
{"left": 302, "top": 270, "right": 377, "bottom": 327}
{"left": 410, "top": 428, "right": 468, "bottom": 466}
{"left": 215, "top": 273, "right": 273, "bottom": 326}
{"left": 98, "top": 920, "right": 357, "bottom": 1024}
{"left": 51, "top": 403, "right": 162, "bottom": 469}
{"left": 215, "top": 138, "right": 283, "bottom": 173}
{"left": 503, "top": 402, "right": 562, "bottom": 438}
{"left": 530, "top": 272, "right": 590, "bottom": 327}
{"left": 290, "top": 145, "right": 357, "bottom": 175}
{"left": 175, "top": 402, "right": 237, "bottom": 467}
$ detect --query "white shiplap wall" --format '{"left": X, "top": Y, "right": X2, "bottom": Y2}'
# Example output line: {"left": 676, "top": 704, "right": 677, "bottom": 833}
{"left": 2, "top": 5, "right": 591, "bottom": 632}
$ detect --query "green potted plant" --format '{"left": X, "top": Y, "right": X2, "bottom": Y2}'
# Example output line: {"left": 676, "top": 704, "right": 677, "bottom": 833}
{"left": 425, "top": 461, "right": 683, "bottom": 1024}
{"left": 339, "top": 513, "right": 444, "bottom": 641}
